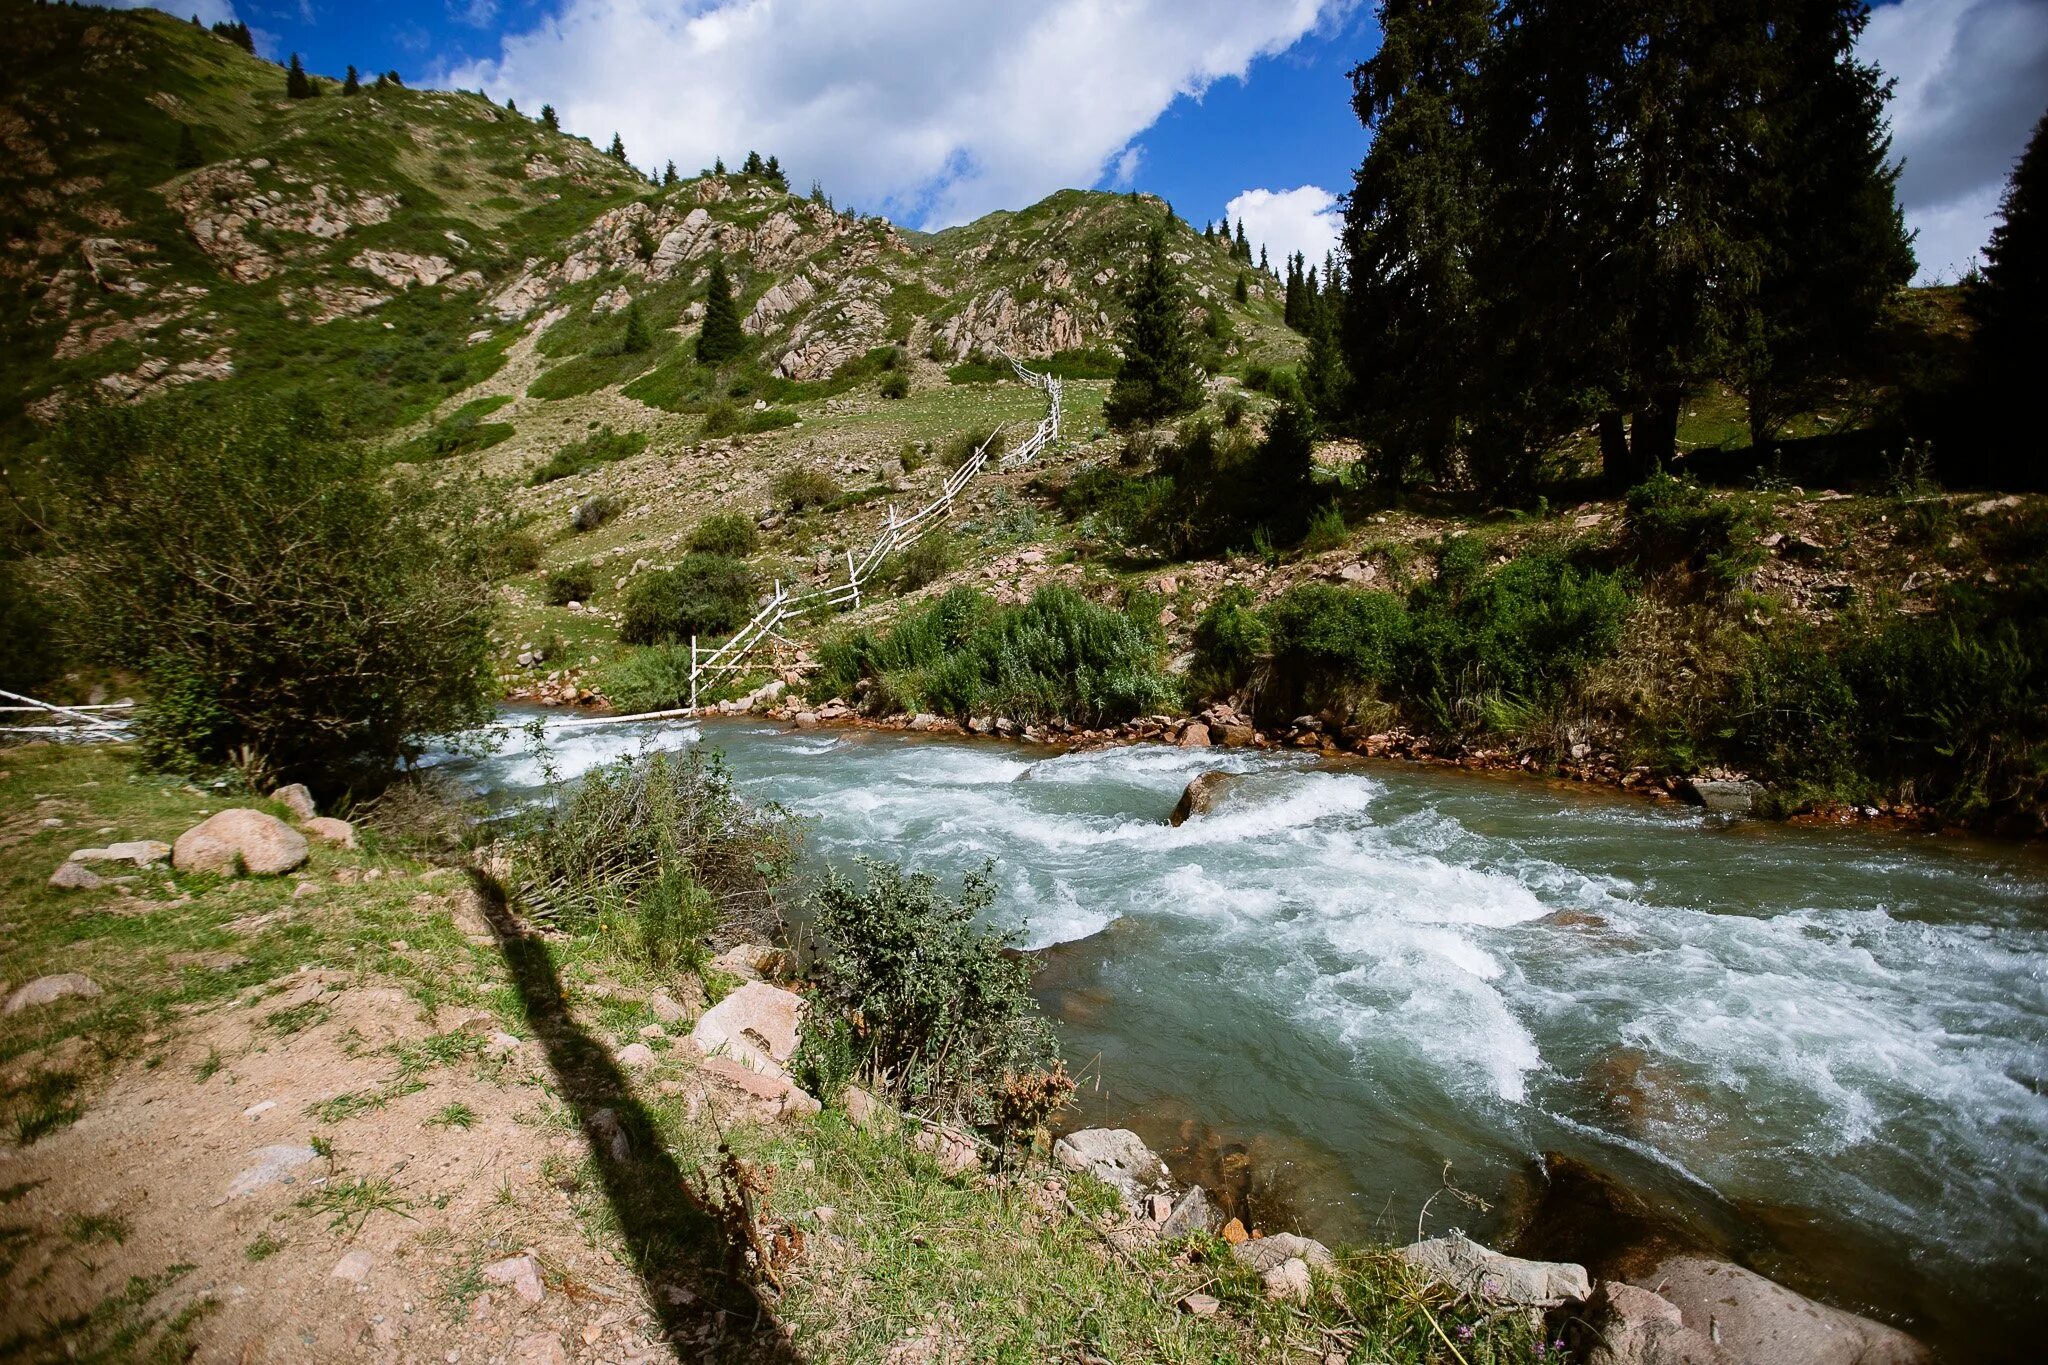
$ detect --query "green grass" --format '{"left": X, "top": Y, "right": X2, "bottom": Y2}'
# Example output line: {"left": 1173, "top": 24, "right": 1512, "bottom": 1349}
{"left": 298, "top": 1175, "right": 410, "bottom": 1237}
{"left": 427, "top": 1101, "right": 477, "bottom": 1130}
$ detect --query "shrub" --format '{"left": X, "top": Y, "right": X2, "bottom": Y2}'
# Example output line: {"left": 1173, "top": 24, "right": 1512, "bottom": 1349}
{"left": 42, "top": 398, "right": 495, "bottom": 789}
{"left": 819, "top": 584, "right": 1176, "bottom": 726}
{"left": 1303, "top": 501, "right": 1347, "bottom": 553}
{"left": 0, "top": 556, "right": 63, "bottom": 694}
{"left": 488, "top": 528, "right": 545, "bottom": 577}
{"left": 530, "top": 426, "right": 648, "bottom": 485}
{"left": 618, "top": 554, "right": 756, "bottom": 644}
{"left": 1265, "top": 583, "right": 1412, "bottom": 693}
{"left": 511, "top": 748, "right": 798, "bottom": 950}
{"left": 544, "top": 562, "right": 597, "bottom": 606}
{"left": 879, "top": 370, "right": 910, "bottom": 400}
{"left": 773, "top": 465, "right": 840, "bottom": 511}
{"left": 941, "top": 426, "right": 1000, "bottom": 471}
{"left": 688, "top": 512, "right": 758, "bottom": 557}
{"left": 399, "top": 399, "right": 515, "bottom": 462}
{"left": 890, "top": 530, "right": 956, "bottom": 592}
{"left": 898, "top": 442, "right": 926, "bottom": 474}
{"left": 571, "top": 492, "right": 621, "bottom": 532}
{"left": 598, "top": 642, "right": 696, "bottom": 712}
{"left": 809, "top": 857, "right": 1065, "bottom": 1132}
{"left": 1190, "top": 586, "right": 1268, "bottom": 698}
{"left": 1222, "top": 393, "right": 1248, "bottom": 428}
{"left": 1623, "top": 474, "right": 1759, "bottom": 589}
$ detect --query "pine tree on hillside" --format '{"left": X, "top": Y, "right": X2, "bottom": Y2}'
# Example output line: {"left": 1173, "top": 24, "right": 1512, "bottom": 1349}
{"left": 506, "top": 98, "right": 518, "bottom": 114}
{"left": 286, "top": 53, "right": 314, "bottom": 100}
{"left": 540, "top": 104, "right": 559, "bottom": 131}
{"left": 742, "top": 150, "right": 764, "bottom": 175}
{"left": 697, "top": 256, "right": 744, "bottom": 365}
{"left": 1259, "top": 244, "right": 1269, "bottom": 274}
{"left": 1234, "top": 271, "right": 1250, "bottom": 304}
{"left": 1252, "top": 401, "right": 1319, "bottom": 540}
{"left": 765, "top": 155, "right": 787, "bottom": 189}
{"left": 608, "top": 132, "right": 627, "bottom": 162}
{"left": 714, "top": 156, "right": 727, "bottom": 175}
{"left": 1964, "top": 106, "right": 2048, "bottom": 488}
{"left": 213, "top": 20, "right": 255, "bottom": 53}
{"left": 1234, "top": 219, "right": 1251, "bottom": 262}
{"left": 1284, "top": 252, "right": 1306, "bottom": 330}
{"left": 174, "top": 122, "right": 203, "bottom": 170}
{"left": 620, "top": 299, "right": 652, "bottom": 354}
{"left": 191, "top": 13, "right": 201, "bottom": 25}
{"left": 343, "top": 64, "right": 360, "bottom": 96}
{"left": 662, "top": 159, "right": 678, "bottom": 187}
{"left": 385, "top": 71, "right": 404, "bottom": 87}
{"left": 1104, "top": 222, "right": 1205, "bottom": 430}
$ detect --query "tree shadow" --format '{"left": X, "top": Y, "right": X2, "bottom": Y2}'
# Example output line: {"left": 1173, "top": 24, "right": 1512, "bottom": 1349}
{"left": 467, "top": 871, "right": 800, "bottom": 1362}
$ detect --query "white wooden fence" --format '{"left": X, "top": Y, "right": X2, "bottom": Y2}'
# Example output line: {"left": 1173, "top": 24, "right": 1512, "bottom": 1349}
{"left": 686, "top": 355, "right": 1063, "bottom": 710}
{"left": 0, "top": 688, "right": 133, "bottom": 739}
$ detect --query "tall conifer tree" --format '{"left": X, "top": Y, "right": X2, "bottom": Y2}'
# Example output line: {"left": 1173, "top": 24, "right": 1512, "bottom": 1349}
{"left": 697, "top": 257, "right": 744, "bottom": 365}
{"left": 286, "top": 53, "right": 314, "bottom": 99}
{"left": 1105, "top": 222, "right": 1205, "bottom": 430}
{"left": 1964, "top": 107, "right": 2048, "bottom": 487}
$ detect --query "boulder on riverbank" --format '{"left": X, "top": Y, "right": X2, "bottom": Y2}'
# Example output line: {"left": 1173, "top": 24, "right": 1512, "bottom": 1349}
{"left": 1400, "top": 1231, "right": 1589, "bottom": 1307}
{"left": 172, "top": 809, "right": 309, "bottom": 876}
{"left": 1053, "top": 1127, "right": 1173, "bottom": 1208}
{"left": 1628, "top": 1256, "right": 1930, "bottom": 1365}
{"left": 1169, "top": 771, "right": 1238, "bottom": 826}
{"left": 689, "top": 981, "right": 804, "bottom": 1077}
{"left": 1678, "top": 777, "right": 1762, "bottom": 815}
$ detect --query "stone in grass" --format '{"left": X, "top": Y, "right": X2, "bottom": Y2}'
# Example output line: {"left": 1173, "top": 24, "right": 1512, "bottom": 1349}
{"left": 48, "top": 861, "right": 105, "bottom": 891}
{"left": 689, "top": 981, "right": 805, "bottom": 1077}
{"left": 4, "top": 973, "right": 102, "bottom": 1013}
{"left": 615, "top": 1041, "right": 656, "bottom": 1069}
{"left": 1233, "top": 1232, "right": 1337, "bottom": 1274}
{"left": 1052, "top": 1128, "right": 1172, "bottom": 1209}
{"left": 331, "top": 1249, "right": 373, "bottom": 1283}
{"left": 69, "top": 840, "right": 171, "bottom": 868}
{"left": 1399, "top": 1231, "right": 1588, "bottom": 1307}
{"left": 483, "top": 1253, "right": 546, "bottom": 1303}
{"left": 301, "top": 816, "right": 357, "bottom": 849}
{"left": 173, "top": 809, "right": 308, "bottom": 876}
{"left": 1262, "top": 1257, "right": 1313, "bottom": 1303}
{"left": 1178, "top": 1291, "right": 1220, "bottom": 1316}
{"left": 271, "top": 782, "right": 318, "bottom": 822}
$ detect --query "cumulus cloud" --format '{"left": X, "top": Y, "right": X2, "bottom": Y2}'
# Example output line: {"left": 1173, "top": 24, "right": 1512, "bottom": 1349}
{"left": 1861, "top": 0, "right": 2048, "bottom": 282}
{"left": 434, "top": 0, "right": 1345, "bottom": 228}
{"left": 1224, "top": 185, "right": 1342, "bottom": 273}
{"left": 106, "top": 0, "right": 242, "bottom": 26}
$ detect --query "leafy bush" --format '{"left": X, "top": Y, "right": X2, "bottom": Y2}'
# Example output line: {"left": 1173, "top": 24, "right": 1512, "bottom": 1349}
{"left": 42, "top": 398, "right": 494, "bottom": 788}
{"left": 530, "top": 426, "right": 648, "bottom": 485}
{"left": 941, "top": 426, "right": 999, "bottom": 471}
{"left": 879, "top": 370, "right": 910, "bottom": 400}
{"left": 1189, "top": 586, "right": 1268, "bottom": 698}
{"left": 598, "top": 643, "right": 696, "bottom": 712}
{"left": 890, "top": 530, "right": 956, "bottom": 592}
{"left": 817, "top": 585, "right": 1176, "bottom": 726}
{"left": 946, "top": 358, "right": 1008, "bottom": 385}
{"left": 899, "top": 443, "right": 926, "bottom": 474}
{"left": 487, "top": 528, "right": 545, "bottom": 577}
{"left": 511, "top": 748, "right": 798, "bottom": 951}
{"left": 773, "top": 465, "right": 840, "bottom": 511}
{"left": 808, "top": 857, "right": 1064, "bottom": 1131}
{"left": 397, "top": 398, "right": 515, "bottom": 462}
{"left": 704, "top": 403, "right": 800, "bottom": 438}
{"left": 0, "top": 556, "right": 63, "bottom": 693}
{"left": 571, "top": 492, "right": 621, "bottom": 532}
{"left": 544, "top": 562, "right": 597, "bottom": 606}
{"left": 618, "top": 555, "right": 755, "bottom": 644}
{"left": 1623, "top": 474, "right": 1759, "bottom": 589}
{"left": 688, "top": 512, "right": 759, "bottom": 557}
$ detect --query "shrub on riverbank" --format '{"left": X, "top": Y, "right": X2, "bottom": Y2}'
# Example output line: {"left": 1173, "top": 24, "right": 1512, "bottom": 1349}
{"left": 815, "top": 584, "right": 1177, "bottom": 725}
{"left": 36, "top": 398, "right": 495, "bottom": 788}
{"left": 618, "top": 555, "right": 755, "bottom": 645}
{"left": 805, "top": 857, "right": 1067, "bottom": 1134}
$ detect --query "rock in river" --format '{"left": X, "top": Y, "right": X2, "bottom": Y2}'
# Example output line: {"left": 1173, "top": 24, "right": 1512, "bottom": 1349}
{"left": 1169, "top": 771, "right": 1238, "bottom": 826}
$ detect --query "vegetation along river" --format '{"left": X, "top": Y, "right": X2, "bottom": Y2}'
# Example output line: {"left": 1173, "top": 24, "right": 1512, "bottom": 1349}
{"left": 443, "top": 711, "right": 2048, "bottom": 1360}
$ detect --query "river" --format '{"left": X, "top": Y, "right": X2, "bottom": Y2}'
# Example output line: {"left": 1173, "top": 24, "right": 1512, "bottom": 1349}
{"left": 441, "top": 711, "right": 2048, "bottom": 1360}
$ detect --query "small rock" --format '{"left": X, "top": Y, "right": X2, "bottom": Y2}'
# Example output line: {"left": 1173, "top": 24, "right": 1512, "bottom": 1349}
{"left": 637, "top": 1023, "right": 667, "bottom": 1040}
{"left": 331, "top": 1250, "right": 374, "bottom": 1283}
{"left": 173, "top": 809, "right": 308, "bottom": 876}
{"left": 841, "top": 1084, "right": 889, "bottom": 1128}
{"left": 1178, "top": 1292, "right": 1220, "bottom": 1317}
{"left": 5, "top": 973, "right": 102, "bottom": 1013}
{"left": 483, "top": 1253, "right": 545, "bottom": 1304}
{"left": 485, "top": 1031, "right": 524, "bottom": 1057}
{"left": 587, "top": 1107, "right": 632, "bottom": 1161}
{"left": 1234, "top": 1232, "right": 1337, "bottom": 1274}
{"left": 292, "top": 881, "right": 320, "bottom": 900}
{"left": 512, "top": 1330, "right": 568, "bottom": 1364}
{"left": 1168, "top": 771, "right": 1237, "bottom": 826}
{"left": 690, "top": 980, "right": 805, "bottom": 1077}
{"left": 1147, "top": 1192, "right": 1173, "bottom": 1223}
{"left": 1221, "top": 1217, "right": 1248, "bottom": 1244}
{"left": 301, "top": 816, "right": 357, "bottom": 849}
{"left": 243, "top": 1100, "right": 277, "bottom": 1121}
{"left": 1052, "top": 1128, "right": 1171, "bottom": 1208}
{"left": 48, "top": 861, "right": 105, "bottom": 891}
{"left": 616, "top": 1041, "right": 656, "bottom": 1068}
{"left": 225, "top": 1144, "right": 320, "bottom": 1198}
{"left": 1160, "top": 1185, "right": 1217, "bottom": 1239}
{"left": 1399, "top": 1231, "right": 1588, "bottom": 1306}
{"left": 1177, "top": 721, "right": 1211, "bottom": 748}
{"left": 1678, "top": 777, "right": 1761, "bottom": 816}
{"left": 271, "top": 783, "right": 317, "bottom": 821}
{"left": 1263, "top": 1257, "right": 1313, "bottom": 1302}
{"left": 1576, "top": 1281, "right": 1737, "bottom": 1365}
{"left": 69, "top": 840, "right": 171, "bottom": 868}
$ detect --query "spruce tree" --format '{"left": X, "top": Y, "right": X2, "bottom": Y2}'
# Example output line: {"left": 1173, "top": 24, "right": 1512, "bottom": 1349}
{"left": 742, "top": 150, "right": 764, "bottom": 175}
{"left": 506, "top": 98, "right": 518, "bottom": 114}
{"left": 540, "top": 103, "right": 559, "bottom": 131}
{"left": 714, "top": 156, "right": 727, "bottom": 176}
{"left": 1259, "top": 244, "right": 1269, "bottom": 274}
{"left": 620, "top": 299, "right": 652, "bottom": 355}
{"left": 608, "top": 132, "right": 627, "bottom": 162}
{"left": 1104, "top": 222, "right": 1205, "bottom": 430}
{"left": 765, "top": 155, "right": 786, "bottom": 189}
{"left": 343, "top": 64, "right": 360, "bottom": 96}
{"left": 1252, "top": 402, "right": 1319, "bottom": 541}
{"left": 1734, "top": 0, "right": 1913, "bottom": 451}
{"left": 286, "top": 53, "right": 314, "bottom": 100}
{"left": 1234, "top": 220, "right": 1250, "bottom": 262}
{"left": 697, "top": 257, "right": 744, "bottom": 365}
{"left": 1234, "top": 271, "right": 1249, "bottom": 304}
{"left": 174, "top": 122, "right": 203, "bottom": 170}
{"left": 662, "top": 159, "right": 678, "bottom": 187}
{"left": 1964, "top": 107, "right": 2048, "bottom": 488}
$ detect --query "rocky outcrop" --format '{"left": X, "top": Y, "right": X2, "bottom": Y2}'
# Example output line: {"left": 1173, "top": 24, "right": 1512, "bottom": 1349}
{"left": 352, "top": 250, "right": 463, "bottom": 290}
{"left": 164, "top": 163, "right": 396, "bottom": 282}
{"left": 172, "top": 809, "right": 309, "bottom": 876}
{"left": 1628, "top": 1257, "right": 1930, "bottom": 1365}
{"left": 689, "top": 981, "right": 805, "bottom": 1077}
{"left": 772, "top": 275, "right": 892, "bottom": 379}
{"left": 933, "top": 286, "right": 1095, "bottom": 361}
{"left": 1577, "top": 1281, "right": 1739, "bottom": 1365}
{"left": 1233, "top": 1232, "right": 1337, "bottom": 1274}
{"left": 743, "top": 273, "right": 816, "bottom": 335}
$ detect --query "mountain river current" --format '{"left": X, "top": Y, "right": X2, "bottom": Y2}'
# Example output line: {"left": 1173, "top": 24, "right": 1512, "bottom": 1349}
{"left": 436, "top": 711, "right": 2048, "bottom": 1360}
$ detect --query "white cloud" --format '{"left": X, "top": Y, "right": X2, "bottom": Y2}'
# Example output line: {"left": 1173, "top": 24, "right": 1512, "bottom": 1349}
{"left": 1223, "top": 184, "right": 1342, "bottom": 273}
{"left": 433, "top": 0, "right": 1347, "bottom": 228}
{"left": 1860, "top": 0, "right": 2048, "bottom": 282}
{"left": 105, "top": 0, "right": 241, "bottom": 26}
{"left": 453, "top": 0, "right": 501, "bottom": 27}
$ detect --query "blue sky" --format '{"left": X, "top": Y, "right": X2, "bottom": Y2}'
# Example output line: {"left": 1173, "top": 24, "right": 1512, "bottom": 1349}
{"left": 123, "top": 1, "right": 2046, "bottom": 282}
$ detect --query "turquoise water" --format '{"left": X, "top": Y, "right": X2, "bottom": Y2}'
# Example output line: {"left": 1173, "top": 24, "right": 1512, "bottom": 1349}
{"left": 445, "top": 712, "right": 2048, "bottom": 1358}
